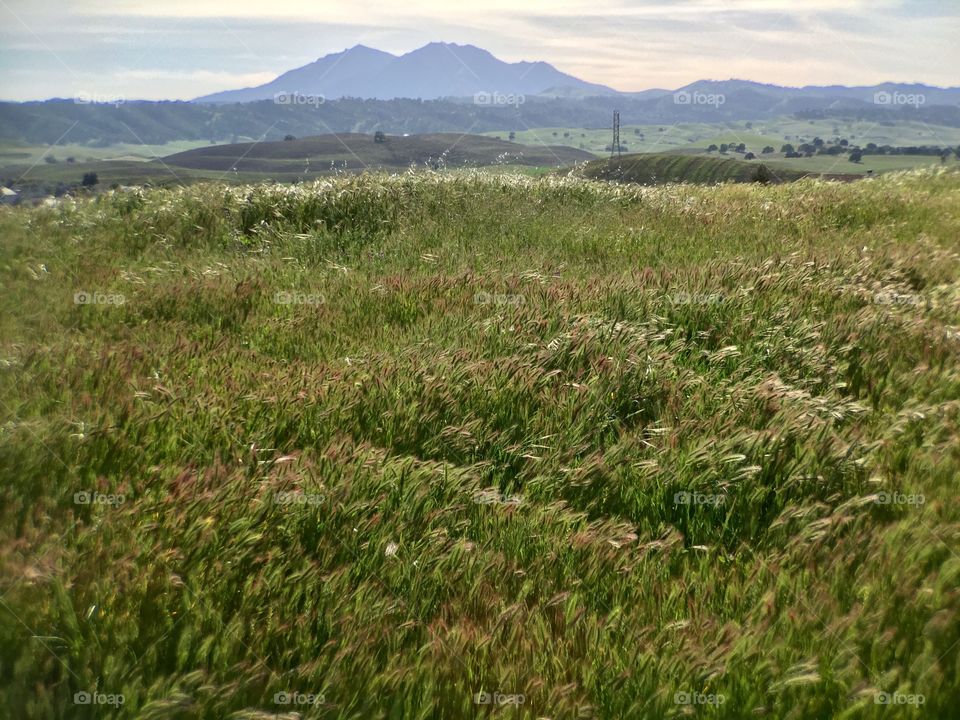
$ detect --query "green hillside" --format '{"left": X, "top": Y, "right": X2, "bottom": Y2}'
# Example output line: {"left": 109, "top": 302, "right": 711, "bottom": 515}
{"left": 580, "top": 153, "right": 810, "bottom": 184}
{"left": 3, "top": 168, "right": 960, "bottom": 718}
{"left": 162, "top": 133, "right": 594, "bottom": 173}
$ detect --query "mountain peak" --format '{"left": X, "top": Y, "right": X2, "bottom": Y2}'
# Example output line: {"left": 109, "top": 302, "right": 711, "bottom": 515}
{"left": 195, "top": 41, "right": 616, "bottom": 103}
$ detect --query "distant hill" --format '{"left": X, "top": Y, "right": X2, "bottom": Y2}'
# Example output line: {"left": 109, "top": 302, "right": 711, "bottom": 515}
{"left": 580, "top": 153, "right": 813, "bottom": 185}
{"left": 161, "top": 133, "right": 595, "bottom": 173}
{"left": 195, "top": 42, "right": 616, "bottom": 103}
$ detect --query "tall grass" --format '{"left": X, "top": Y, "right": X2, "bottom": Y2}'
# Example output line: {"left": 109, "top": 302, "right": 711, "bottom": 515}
{"left": 1, "top": 168, "right": 959, "bottom": 718}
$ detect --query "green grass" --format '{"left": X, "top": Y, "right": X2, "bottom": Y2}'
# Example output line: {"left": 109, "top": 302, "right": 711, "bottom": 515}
{"left": 489, "top": 117, "right": 960, "bottom": 167}
{"left": 2, "top": 168, "right": 960, "bottom": 719}
{"left": 578, "top": 153, "right": 809, "bottom": 184}
{"left": 0, "top": 135, "right": 591, "bottom": 189}
{"left": 0, "top": 140, "right": 223, "bottom": 165}
{"left": 768, "top": 154, "right": 955, "bottom": 176}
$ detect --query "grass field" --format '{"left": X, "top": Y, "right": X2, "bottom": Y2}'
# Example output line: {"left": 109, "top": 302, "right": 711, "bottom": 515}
{"left": 0, "top": 140, "right": 221, "bottom": 166}
{"left": 2, "top": 168, "right": 960, "bottom": 719}
{"left": 489, "top": 118, "right": 960, "bottom": 176}
{"left": 0, "top": 135, "right": 592, "bottom": 190}
{"left": 578, "top": 153, "right": 810, "bottom": 184}
{"left": 487, "top": 118, "right": 960, "bottom": 155}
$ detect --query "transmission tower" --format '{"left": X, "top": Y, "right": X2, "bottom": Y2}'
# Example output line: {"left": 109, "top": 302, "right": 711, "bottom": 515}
{"left": 611, "top": 110, "right": 621, "bottom": 158}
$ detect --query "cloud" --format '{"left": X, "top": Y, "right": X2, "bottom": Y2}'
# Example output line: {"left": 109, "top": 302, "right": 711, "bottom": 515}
{"left": 0, "top": 0, "right": 957, "bottom": 99}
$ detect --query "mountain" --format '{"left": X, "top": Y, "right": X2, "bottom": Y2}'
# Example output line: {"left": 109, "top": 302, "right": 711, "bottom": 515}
{"left": 194, "top": 42, "right": 616, "bottom": 103}
{"left": 194, "top": 45, "right": 396, "bottom": 104}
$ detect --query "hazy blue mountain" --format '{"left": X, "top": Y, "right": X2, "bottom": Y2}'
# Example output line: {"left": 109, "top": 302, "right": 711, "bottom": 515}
{"left": 194, "top": 45, "right": 396, "bottom": 103}
{"left": 194, "top": 42, "right": 616, "bottom": 103}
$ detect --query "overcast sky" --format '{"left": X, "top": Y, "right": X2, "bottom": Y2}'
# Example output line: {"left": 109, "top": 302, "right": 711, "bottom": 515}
{"left": 0, "top": 0, "right": 957, "bottom": 101}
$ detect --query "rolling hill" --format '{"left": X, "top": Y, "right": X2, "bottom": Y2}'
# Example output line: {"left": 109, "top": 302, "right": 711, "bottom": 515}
{"left": 161, "top": 133, "right": 595, "bottom": 174}
{"left": 579, "top": 153, "right": 812, "bottom": 184}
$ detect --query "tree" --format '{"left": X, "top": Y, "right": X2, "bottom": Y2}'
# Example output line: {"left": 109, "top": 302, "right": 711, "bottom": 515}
{"left": 745, "top": 122, "right": 753, "bottom": 129}
{"left": 707, "top": 144, "right": 718, "bottom": 152}
{"left": 780, "top": 143, "right": 794, "bottom": 154}
{"left": 753, "top": 164, "right": 773, "bottom": 183}
{"left": 839, "top": 139, "right": 848, "bottom": 147}
{"left": 508, "top": 131, "right": 516, "bottom": 141}
{"left": 374, "top": 131, "right": 386, "bottom": 143}
{"left": 82, "top": 172, "right": 99, "bottom": 186}
{"left": 283, "top": 134, "right": 296, "bottom": 141}
{"left": 735, "top": 143, "right": 746, "bottom": 153}
{"left": 762, "top": 146, "right": 774, "bottom": 154}
{"left": 719, "top": 143, "right": 729, "bottom": 153}
{"left": 849, "top": 150, "right": 863, "bottom": 163}
{"left": 744, "top": 152, "right": 756, "bottom": 160}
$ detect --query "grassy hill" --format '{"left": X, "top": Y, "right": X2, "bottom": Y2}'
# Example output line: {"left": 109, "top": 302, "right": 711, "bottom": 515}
{"left": 162, "top": 133, "right": 594, "bottom": 174}
{"left": 579, "top": 152, "right": 811, "bottom": 184}
{"left": 2, "top": 168, "right": 960, "bottom": 718}
{"left": 0, "top": 134, "right": 594, "bottom": 194}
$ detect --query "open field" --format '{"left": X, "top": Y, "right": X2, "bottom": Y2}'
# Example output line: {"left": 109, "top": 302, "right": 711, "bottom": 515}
{"left": 0, "top": 134, "right": 593, "bottom": 190}
{"left": 0, "top": 140, "right": 222, "bottom": 166}
{"left": 2, "top": 167, "right": 960, "bottom": 718}
{"left": 579, "top": 153, "right": 810, "bottom": 184}
{"left": 486, "top": 118, "right": 960, "bottom": 154}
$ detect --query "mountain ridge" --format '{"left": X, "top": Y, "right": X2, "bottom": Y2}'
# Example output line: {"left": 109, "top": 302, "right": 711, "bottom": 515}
{"left": 194, "top": 42, "right": 616, "bottom": 103}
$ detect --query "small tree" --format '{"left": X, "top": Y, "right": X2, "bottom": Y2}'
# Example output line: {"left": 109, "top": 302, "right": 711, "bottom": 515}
{"left": 719, "top": 143, "right": 729, "bottom": 153}
{"left": 374, "top": 131, "right": 386, "bottom": 143}
{"left": 508, "top": 131, "right": 516, "bottom": 141}
{"left": 707, "top": 144, "right": 718, "bottom": 152}
{"left": 849, "top": 150, "right": 863, "bottom": 163}
{"left": 762, "top": 146, "right": 774, "bottom": 154}
{"left": 753, "top": 164, "right": 773, "bottom": 184}
{"left": 744, "top": 152, "right": 756, "bottom": 160}
{"left": 82, "top": 172, "right": 99, "bottom": 187}
{"left": 780, "top": 143, "right": 794, "bottom": 154}
{"left": 284, "top": 134, "right": 296, "bottom": 141}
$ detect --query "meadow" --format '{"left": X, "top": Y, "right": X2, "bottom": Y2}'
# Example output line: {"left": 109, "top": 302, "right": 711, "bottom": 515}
{"left": 490, "top": 118, "right": 960, "bottom": 177}
{"left": 1, "top": 167, "right": 960, "bottom": 719}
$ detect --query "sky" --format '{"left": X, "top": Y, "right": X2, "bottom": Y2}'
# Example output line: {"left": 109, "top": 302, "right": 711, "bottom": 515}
{"left": 0, "top": 0, "right": 957, "bottom": 101}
